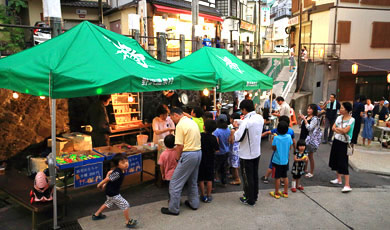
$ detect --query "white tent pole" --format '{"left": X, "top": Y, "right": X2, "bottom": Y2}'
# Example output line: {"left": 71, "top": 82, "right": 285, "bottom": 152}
{"left": 50, "top": 98, "right": 59, "bottom": 229}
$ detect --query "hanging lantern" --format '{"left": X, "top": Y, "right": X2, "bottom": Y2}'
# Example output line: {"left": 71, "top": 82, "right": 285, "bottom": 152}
{"left": 318, "top": 48, "right": 324, "bottom": 58}
{"left": 40, "top": 96, "right": 46, "bottom": 100}
{"left": 387, "top": 72, "right": 390, "bottom": 84}
{"left": 255, "top": 92, "right": 259, "bottom": 97}
{"left": 352, "top": 63, "right": 358, "bottom": 75}
{"left": 249, "top": 93, "right": 253, "bottom": 98}
{"left": 243, "top": 91, "right": 248, "bottom": 96}
{"left": 12, "top": 92, "right": 19, "bottom": 99}
{"left": 203, "top": 88, "right": 210, "bottom": 97}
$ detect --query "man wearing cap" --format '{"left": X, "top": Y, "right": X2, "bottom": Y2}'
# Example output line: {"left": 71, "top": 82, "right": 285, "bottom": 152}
{"left": 161, "top": 108, "right": 202, "bottom": 215}
{"left": 232, "top": 100, "right": 264, "bottom": 206}
{"left": 373, "top": 97, "right": 389, "bottom": 121}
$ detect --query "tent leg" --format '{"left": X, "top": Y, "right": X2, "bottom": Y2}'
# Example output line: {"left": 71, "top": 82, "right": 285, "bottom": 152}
{"left": 50, "top": 98, "right": 59, "bottom": 229}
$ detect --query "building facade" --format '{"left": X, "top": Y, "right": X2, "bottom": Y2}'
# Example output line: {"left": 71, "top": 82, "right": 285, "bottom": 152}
{"left": 289, "top": 0, "right": 390, "bottom": 102}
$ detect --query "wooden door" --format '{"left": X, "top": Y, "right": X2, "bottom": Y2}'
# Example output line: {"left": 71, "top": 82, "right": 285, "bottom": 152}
{"left": 110, "top": 20, "right": 121, "bottom": 34}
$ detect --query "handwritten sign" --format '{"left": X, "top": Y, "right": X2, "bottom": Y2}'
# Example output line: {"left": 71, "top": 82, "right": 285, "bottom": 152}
{"left": 74, "top": 163, "right": 103, "bottom": 188}
{"left": 125, "top": 154, "right": 142, "bottom": 175}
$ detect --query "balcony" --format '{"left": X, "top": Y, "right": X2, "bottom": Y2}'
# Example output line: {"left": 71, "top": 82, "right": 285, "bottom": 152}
{"left": 301, "top": 43, "right": 341, "bottom": 63}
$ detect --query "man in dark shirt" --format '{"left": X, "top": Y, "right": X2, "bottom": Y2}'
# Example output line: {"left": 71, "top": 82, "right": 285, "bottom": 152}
{"left": 373, "top": 97, "right": 389, "bottom": 121}
{"left": 87, "top": 95, "right": 112, "bottom": 147}
{"left": 321, "top": 94, "right": 340, "bottom": 144}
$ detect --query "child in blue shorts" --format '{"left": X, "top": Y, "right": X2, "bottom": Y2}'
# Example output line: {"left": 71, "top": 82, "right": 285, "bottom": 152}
{"left": 270, "top": 121, "right": 293, "bottom": 199}
{"left": 261, "top": 116, "right": 296, "bottom": 184}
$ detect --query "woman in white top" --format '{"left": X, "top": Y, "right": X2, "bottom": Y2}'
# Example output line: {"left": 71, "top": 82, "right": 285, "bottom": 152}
{"left": 152, "top": 105, "right": 175, "bottom": 144}
{"left": 328, "top": 102, "right": 355, "bottom": 193}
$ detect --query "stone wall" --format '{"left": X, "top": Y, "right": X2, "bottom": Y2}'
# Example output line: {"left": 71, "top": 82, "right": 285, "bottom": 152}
{"left": 0, "top": 89, "right": 69, "bottom": 161}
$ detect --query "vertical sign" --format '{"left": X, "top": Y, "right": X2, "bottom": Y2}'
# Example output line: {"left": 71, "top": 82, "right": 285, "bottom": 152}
{"left": 261, "top": 7, "right": 271, "bottom": 26}
{"left": 74, "top": 163, "right": 103, "bottom": 188}
{"left": 125, "top": 154, "right": 142, "bottom": 175}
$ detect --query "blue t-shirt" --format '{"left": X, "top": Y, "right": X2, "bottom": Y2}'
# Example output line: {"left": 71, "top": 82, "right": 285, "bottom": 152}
{"left": 213, "top": 128, "right": 231, "bottom": 155}
{"left": 272, "top": 134, "right": 293, "bottom": 165}
{"left": 271, "top": 128, "right": 295, "bottom": 139}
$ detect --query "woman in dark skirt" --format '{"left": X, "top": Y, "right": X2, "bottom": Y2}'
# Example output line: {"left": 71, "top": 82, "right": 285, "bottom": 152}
{"left": 329, "top": 102, "right": 355, "bottom": 193}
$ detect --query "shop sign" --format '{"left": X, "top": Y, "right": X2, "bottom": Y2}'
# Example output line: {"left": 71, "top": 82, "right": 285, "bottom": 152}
{"left": 142, "top": 77, "right": 174, "bottom": 86}
{"left": 103, "top": 35, "right": 148, "bottom": 68}
{"left": 261, "top": 7, "right": 271, "bottom": 26}
{"left": 240, "top": 21, "right": 256, "bottom": 32}
{"left": 288, "top": 16, "right": 298, "bottom": 26}
{"left": 76, "top": 9, "right": 87, "bottom": 15}
{"left": 74, "top": 162, "right": 103, "bottom": 188}
{"left": 128, "top": 14, "right": 140, "bottom": 30}
{"left": 217, "top": 56, "right": 244, "bottom": 74}
{"left": 125, "top": 154, "right": 142, "bottom": 175}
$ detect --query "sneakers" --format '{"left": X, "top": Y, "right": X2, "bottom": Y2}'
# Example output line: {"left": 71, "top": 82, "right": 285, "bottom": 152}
{"left": 161, "top": 207, "right": 179, "bottom": 216}
{"left": 92, "top": 213, "right": 106, "bottom": 220}
{"left": 261, "top": 176, "right": 269, "bottom": 184}
{"left": 341, "top": 186, "right": 352, "bottom": 193}
{"left": 330, "top": 179, "right": 342, "bottom": 185}
{"left": 291, "top": 188, "right": 297, "bottom": 193}
{"left": 297, "top": 185, "right": 304, "bottom": 191}
{"left": 207, "top": 196, "right": 213, "bottom": 203}
{"left": 126, "top": 219, "right": 138, "bottom": 228}
{"left": 200, "top": 196, "right": 208, "bottom": 203}
{"left": 278, "top": 191, "right": 288, "bottom": 198}
{"left": 239, "top": 196, "right": 255, "bottom": 206}
{"left": 305, "top": 173, "right": 314, "bottom": 178}
{"left": 269, "top": 191, "right": 280, "bottom": 199}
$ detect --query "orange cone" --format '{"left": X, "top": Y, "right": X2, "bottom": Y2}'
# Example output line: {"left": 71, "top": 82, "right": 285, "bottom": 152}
{"left": 290, "top": 108, "right": 297, "bottom": 126}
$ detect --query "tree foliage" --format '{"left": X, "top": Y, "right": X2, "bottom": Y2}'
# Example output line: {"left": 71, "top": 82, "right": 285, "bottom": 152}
{"left": 0, "top": 0, "right": 28, "bottom": 54}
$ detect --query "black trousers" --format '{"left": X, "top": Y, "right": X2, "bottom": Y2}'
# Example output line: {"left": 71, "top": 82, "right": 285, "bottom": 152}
{"left": 240, "top": 156, "right": 260, "bottom": 205}
{"left": 351, "top": 119, "right": 361, "bottom": 144}
{"left": 215, "top": 154, "right": 228, "bottom": 184}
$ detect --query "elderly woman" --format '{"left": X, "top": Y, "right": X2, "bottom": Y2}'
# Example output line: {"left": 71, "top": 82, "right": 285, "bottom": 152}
{"left": 152, "top": 105, "right": 175, "bottom": 144}
{"left": 329, "top": 102, "right": 355, "bottom": 193}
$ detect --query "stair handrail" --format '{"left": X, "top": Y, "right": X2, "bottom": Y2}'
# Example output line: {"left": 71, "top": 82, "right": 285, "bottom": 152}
{"left": 281, "top": 67, "right": 297, "bottom": 99}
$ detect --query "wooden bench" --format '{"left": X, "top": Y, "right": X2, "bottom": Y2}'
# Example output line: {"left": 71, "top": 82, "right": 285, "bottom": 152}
{"left": 0, "top": 170, "right": 68, "bottom": 230}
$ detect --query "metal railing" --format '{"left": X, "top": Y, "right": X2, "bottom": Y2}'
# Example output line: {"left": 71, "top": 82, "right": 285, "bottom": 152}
{"left": 301, "top": 43, "right": 341, "bottom": 63}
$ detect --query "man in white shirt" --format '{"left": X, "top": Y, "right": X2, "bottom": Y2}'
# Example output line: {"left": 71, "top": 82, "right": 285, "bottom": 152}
{"left": 233, "top": 100, "right": 264, "bottom": 206}
{"left": 272, "top": 96, "right": 291, "bottom": 121}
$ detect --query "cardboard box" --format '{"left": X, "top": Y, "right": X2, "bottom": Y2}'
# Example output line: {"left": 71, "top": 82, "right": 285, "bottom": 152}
{"left": 48, "top": 137, "right": 73, "bottom": 154}
{"left": 62, "top": 133, "right": 92, "bottom": 151}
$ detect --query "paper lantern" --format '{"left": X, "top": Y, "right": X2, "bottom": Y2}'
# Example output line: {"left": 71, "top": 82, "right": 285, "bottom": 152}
{"left": 203, "top": 88, "right": 209, "bottom": 97}
{"left": 40, "top": 96, "right": 46, "bottom": 100}
{"left": 352, "top": 63, "right": 358, "bottom": 75}
{"left": 387, "top": 72, "right": 390, "bottom": 84}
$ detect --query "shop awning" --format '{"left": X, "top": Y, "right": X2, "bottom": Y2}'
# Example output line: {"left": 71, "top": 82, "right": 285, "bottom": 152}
{"left": 154, "top": 4, "right": 223, "bottom": 22}
{"left": 171, "top": 47, "right": 273, "bottom": 92}
{"left": 0, "top": 21, "right": 216, "bottom": 98}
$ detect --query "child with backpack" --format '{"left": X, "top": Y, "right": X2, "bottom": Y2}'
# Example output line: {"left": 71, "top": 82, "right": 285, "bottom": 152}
{"left": 199, "top": 119, "right": 219, "bottom": 202}
{"left": 92, "top": 153, "right": 138, "bottom": 228}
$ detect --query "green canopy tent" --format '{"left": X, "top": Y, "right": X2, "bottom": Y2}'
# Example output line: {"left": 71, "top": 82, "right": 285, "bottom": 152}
{"left": 170, "top": 47, "right": 273, "bottom": 92}
{"left": 0, "top": 21, "right": 216, "bottom": 98}
{"left": 0, "top": 21, "right": 217, "bottom": 227}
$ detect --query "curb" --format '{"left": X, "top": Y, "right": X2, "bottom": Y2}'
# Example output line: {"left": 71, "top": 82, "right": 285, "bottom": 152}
{"left": 349, "top": 160, "right": 390, "bottom": 177}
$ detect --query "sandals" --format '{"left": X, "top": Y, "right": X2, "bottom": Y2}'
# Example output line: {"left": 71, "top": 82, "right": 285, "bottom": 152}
{"left": 278, "top": 191, "right": 288, "bottom": 198}
{"left": 126, "top": 219, "right": 138, "bottom": 228}
{"left": 230, "top": 180, "right": 241, "bottom": 185}
{"left": 305, "top": 173, "right": 314, "bottom": 178}
{"left": 269, "top": 191, "right": 280, "bottom": 199}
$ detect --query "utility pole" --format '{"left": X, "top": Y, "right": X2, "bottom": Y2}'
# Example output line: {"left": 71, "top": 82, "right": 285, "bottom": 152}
{"left": 43, "top": 0, "right": 62, "bottom": 229}
{"left": 296, "top": 0, "right": 302, "bottom": 92}
{"left": 192, "top": 0, "right": 199, "bottom": 52}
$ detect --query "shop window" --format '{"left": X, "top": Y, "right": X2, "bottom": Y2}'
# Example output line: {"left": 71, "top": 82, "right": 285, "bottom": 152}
{"left": 361, "top": 0, "right": 390, "bottom": 6}
{"left": 337, "top": 21, "right": 351, "bottom": 44}
{"left": 292, "top": 0, "right": 299, "bottom": 13}
{"left": 371, "top": 22, "right": 390, "bottom": 48}
{"left": 340, "top": 0, "right": 359, "bottom": 3}
{"left": 231, "top": 0, "right": 237, "bottom": 17}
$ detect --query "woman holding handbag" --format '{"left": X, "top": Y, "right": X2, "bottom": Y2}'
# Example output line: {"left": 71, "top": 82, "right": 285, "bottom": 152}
{"left": 299, "top": 104, "right": 322, "bottom": 178}
{"left": 328, "top": 102, "right": 355, "bottom": 193}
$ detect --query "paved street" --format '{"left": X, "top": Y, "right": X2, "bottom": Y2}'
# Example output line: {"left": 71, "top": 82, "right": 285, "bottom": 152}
{"left": 1, "top": 128, "right": 390, "bottom": 229}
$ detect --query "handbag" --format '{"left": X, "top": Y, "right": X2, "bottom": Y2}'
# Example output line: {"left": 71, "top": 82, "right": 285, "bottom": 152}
{"left": 341, "top": 116, "right": 354, "bottom": 156}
